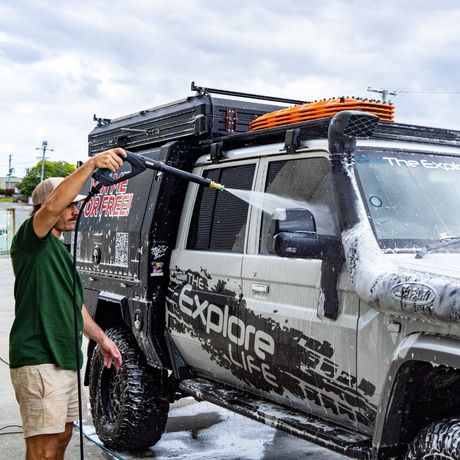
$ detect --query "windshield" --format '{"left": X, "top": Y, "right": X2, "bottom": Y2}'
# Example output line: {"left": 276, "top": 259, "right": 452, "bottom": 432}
{"left": 354, "top": 148, "right": 460, "bottom": 252}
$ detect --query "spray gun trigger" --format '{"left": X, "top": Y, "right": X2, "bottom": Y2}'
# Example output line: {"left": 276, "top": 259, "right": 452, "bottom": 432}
{"left": 92, "top": 150, "right": 146, "bottom": 186}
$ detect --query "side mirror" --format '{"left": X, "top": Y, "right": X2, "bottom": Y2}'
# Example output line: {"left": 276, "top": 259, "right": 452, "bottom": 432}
{"left": 268, "top": 208, "right": 321, "bottom": 258}
{"left": 268, "top": 208, "right": 342, "bottom": 260}
{"left": 268, "top": 208, "right": 316, "bottom": 235}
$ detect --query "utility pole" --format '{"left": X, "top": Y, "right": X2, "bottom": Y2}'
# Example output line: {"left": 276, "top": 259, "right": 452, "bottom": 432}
{"left": 367, "top": 87, "right": 398, "bottom": 103}
{"left": 36, "top": 141, "right": 54, "bottom": 182}
{"left": 7, "top": 155, "right": 14, "bottom": 189}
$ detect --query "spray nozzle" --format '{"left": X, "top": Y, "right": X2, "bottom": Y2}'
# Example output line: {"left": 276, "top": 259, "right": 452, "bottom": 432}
{"left": 209, "top": 181, "right": 224, "bottom": 191}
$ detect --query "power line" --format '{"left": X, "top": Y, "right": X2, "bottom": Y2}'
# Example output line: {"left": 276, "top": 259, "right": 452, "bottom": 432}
{"left": 12, "top": 160, "right": 75, "bottom": 179}
{"left": 388, "top": 88, "right": 460, "bottom": 94}
{"left": 52, "top": 164, "right": 73, "bottom": 176}
{"left": 367, "top": 87, "right": 460, "bottom": 103}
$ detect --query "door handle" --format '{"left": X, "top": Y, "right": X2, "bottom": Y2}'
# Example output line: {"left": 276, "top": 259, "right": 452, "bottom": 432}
{"left": 175, "top": 273, "right": 187, "bottom": 282}
{"left": 252, "top": 283, "right": 269, "bottom": 294}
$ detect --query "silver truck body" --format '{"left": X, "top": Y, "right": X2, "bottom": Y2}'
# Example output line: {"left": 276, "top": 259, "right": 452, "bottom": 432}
{"left": 76, "top": 93, "right": 460, "bottom": 459}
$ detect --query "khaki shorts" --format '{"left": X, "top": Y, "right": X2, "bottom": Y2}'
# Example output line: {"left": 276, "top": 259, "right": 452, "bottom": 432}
{"left": 10, "top": 364, "right": 87, "bottom": 438}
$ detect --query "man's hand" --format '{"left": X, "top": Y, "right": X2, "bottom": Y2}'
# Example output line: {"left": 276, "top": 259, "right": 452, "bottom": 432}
{"left": 82, "top": 305, "right": 122, "bottom": 371}
{"left": 89, "top": 148, "right": 127, "bottom": 173}
{"left": 97, "top": 336, "right": 123, "bottom": 371}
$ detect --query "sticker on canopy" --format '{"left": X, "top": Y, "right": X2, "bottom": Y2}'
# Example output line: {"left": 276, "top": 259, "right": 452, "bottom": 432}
{"left": 151, "top": 262, "right": 164, "bottom": 276}
{"left": 83, "top": 176, "right": 133, "bottom": 218}
{"left": 114, "top": 232, "right": 129, "bottom": 267}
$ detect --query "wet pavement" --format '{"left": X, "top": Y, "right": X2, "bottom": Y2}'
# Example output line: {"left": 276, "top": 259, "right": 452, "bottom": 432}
{"left": 0, "top": 203, "right": 348, "bottom": 459}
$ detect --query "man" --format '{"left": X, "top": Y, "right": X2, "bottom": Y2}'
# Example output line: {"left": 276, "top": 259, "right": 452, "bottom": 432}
{"left": 9, "top": 148, "right": 127, "bottom": 460}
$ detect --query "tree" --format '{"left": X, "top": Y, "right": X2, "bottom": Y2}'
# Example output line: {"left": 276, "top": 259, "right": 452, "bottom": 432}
{"left": 20, "top": 160, "right": 76, "bottom": 196}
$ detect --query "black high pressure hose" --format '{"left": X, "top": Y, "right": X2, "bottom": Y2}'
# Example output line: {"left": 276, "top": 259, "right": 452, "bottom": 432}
{"left": 72, "top": 182, "right": 102, "bottom": 460}
{"left": 71, "top": 150, "right": 224, "bottom": 460}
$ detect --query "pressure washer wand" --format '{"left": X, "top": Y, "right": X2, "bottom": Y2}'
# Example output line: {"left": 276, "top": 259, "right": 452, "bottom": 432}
{"left": 92, "top": 150, "right": 224, "bottom": 190}
{"left": 144, "top": 158, "right": 224, "bottom": 191}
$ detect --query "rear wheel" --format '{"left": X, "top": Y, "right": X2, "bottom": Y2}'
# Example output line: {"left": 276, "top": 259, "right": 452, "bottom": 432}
{"left": 405, "top": 417, "right": 460, "bottom": 459}
{"left": 89, "top": 327, "right": 171, "bottom": 451}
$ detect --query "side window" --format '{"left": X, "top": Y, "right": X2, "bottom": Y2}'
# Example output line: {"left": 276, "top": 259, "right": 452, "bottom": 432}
{"left": 260, "top": 157, "right": 340, "bottom": 254}
{"left": 187, "top": 164, "right": 256, "bottom": 252}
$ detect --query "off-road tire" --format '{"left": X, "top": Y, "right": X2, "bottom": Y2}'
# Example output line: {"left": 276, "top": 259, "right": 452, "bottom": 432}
{"left": 405, "top": 417, "right": 460, "bottom": 459}
{"left": 89, "top": 326, "right": 171, "bottom": 451}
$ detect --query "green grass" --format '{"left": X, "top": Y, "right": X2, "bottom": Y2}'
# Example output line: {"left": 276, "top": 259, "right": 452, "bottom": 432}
{"left": 0, "top": 197, "right": 13, "bottom": 202}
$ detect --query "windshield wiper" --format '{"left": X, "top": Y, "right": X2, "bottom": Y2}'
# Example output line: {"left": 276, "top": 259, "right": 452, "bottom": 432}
{"left": 415, "top": 236, "right": 460, "bottom": 259}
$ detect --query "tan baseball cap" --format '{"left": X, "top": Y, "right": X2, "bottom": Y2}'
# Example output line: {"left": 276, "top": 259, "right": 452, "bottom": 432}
{"left": 32, "top": 177, "right": 86, "bottom": 206}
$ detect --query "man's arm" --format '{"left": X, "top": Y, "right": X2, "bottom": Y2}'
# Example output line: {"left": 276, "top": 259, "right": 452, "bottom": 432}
{"left": 82, "top": 305, "right": 123, "bottom": 370}
{"left": 33, "top": 148, "right": 126, "bottom": 239}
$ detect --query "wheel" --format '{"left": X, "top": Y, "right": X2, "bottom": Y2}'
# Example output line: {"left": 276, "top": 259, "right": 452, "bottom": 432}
{"left": 89, "top": 326, "right": 171, "bottom": 451}
{"left": 405, "top": 417, "right": 460, "bottom": 459}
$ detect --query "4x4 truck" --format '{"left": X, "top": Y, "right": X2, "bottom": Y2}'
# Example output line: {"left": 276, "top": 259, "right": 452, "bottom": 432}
{"left": 73, "top": 84, "right": 460, "bottom": 459}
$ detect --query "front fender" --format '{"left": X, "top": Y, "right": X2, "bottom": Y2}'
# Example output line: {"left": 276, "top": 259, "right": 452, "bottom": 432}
{"left": 84, "top": 293, "right": 170, "bottom": 386}
{"left": 373, "top": 333, "right": 460, "bottom": 457}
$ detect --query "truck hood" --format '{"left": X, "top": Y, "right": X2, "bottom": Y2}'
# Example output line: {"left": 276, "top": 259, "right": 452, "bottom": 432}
{"left": 390, "top": 253, "right": 460, "bottom": 278}
{"left": 340, "top": 221, "right": 460, "bottom": 324}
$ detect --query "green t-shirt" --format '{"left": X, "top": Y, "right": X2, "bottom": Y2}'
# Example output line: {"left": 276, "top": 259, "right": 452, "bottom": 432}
{"left": 9, "top": 216, "right": 84, "bottom": 369}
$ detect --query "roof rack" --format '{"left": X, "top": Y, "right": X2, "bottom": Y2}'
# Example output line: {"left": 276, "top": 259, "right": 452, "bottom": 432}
{"left": 191, "top": 81, "right": 307, "bottom": 106}
{"left": 200, "top": 117, "right": 460, "bottom": 151}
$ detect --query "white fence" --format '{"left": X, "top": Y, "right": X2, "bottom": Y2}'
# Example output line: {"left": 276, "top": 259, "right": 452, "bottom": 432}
{"left": 0, "top": 209, "right": 15, "bottom": 255}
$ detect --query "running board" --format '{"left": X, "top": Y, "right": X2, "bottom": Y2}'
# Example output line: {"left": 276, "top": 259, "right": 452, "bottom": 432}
{"left": 179, "top": 378, "right": 372, "bottom": 459}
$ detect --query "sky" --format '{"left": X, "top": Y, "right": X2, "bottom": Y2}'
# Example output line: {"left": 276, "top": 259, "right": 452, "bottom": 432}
{"left": 2, "top": 0, "right": 460, "bottom": 178}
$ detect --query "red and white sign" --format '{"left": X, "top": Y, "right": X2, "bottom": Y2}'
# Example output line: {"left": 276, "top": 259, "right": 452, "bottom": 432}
{"left": 83, "top": 174, "right": 133, "bottom": 218}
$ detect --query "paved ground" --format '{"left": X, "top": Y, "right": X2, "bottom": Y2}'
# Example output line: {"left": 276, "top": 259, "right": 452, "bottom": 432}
{"left": 0, "top": 254, "right": 116, "bottom": 459}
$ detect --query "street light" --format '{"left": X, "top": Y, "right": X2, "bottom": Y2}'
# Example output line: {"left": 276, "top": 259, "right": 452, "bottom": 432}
{"left": 36, "top": 140, "right": 54, "bottom": 182}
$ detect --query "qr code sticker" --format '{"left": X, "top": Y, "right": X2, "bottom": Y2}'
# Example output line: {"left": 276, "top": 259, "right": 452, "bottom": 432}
{"left": 70, "top": 232, "right": 82, "bottom": 261}
{"left": 115, "top": 232, "right": 129, "bottom": 267}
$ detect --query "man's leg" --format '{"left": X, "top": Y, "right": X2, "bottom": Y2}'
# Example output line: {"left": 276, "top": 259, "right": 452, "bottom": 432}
{"left": 25, "top": 433, "right": 58, "bottom": 460}
{"left": 25, "top": 422, "right": 72, "bottom": 460}
{"left": 56, "top": 423, "right": 74, "bottom": 459}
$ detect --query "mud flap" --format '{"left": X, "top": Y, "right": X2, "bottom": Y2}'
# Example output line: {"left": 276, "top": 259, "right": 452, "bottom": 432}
{"left": 165, "top": 328, "right": 193, "bottom": 380}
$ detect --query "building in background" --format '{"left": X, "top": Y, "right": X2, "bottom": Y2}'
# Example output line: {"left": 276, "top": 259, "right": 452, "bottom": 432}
{"left": 0, "top": 176, "right": 22, "bottom": 191}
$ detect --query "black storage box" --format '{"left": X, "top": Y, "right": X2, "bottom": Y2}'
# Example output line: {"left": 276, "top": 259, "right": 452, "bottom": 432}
{"left": 88, "top": 95, "right": 286, "bottom": 156}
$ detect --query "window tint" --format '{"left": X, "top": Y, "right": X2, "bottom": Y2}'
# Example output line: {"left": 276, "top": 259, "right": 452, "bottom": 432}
{"left": 260, "top": 157, "right": 339, "bottom": 254}
{"left": 187, "top": 164, "right": 255, "bottom": 252}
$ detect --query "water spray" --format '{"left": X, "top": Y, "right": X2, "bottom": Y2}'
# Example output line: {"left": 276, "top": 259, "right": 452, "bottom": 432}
{"left": 92, "top": 150, "right": 224, "bottom": 190}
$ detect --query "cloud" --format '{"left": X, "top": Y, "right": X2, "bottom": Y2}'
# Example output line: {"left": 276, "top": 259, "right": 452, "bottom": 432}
{"left": 0, "top": 40, "right": 43, "bottom": 64}
{"left": 1, "top": 0, "right": 460, "bottom": 177}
